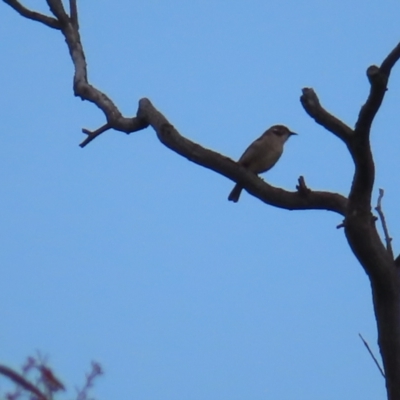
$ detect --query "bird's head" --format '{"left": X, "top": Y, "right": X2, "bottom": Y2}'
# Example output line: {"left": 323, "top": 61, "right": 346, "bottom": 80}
{"left": 270, "top": 125, "right": 297, "bottom": 142}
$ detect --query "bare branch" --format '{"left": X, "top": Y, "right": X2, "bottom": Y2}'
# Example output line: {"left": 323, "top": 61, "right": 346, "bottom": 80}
{"left": 3, "top": 0, "right": 61, "bottom": 29}
{"left": 355, "top": 66, "right": 388, "bottom": 135}
{"left": 300, "top": 88, "right": 354, "bottom": 142}
{"left": 80, "top": 119, "right": 148, "bottom": 148}
{"left": 5, "top": 1, "right": 400, "bottom": 397}
{"left": 299, "top": 86, "right": 376, "bottom": 219}
{"left": 0, "top": 364, "right": 47, "bottom": 400}
{"left": 356, "top": 40, "right": 400, "bottom": 136}
{"left": 76, "top": 361, "right": 103, "bottom": 400}
{"left": 38, "top": 365, "right": 65, "bottom": 392}
{"left": 380, "top": 41, "right": 400, "bottom": 75}
{"left": 80, "top": 124, "right": 111, "bottom": 148}
{"left": 4, "top": 0, "right": 141, "bottom": 144}
{"left": 69, "top": 0, "right": 78, "bottom": 29}
{"left": 359, "top": 333, "right": 385, "bottom": 378}
{"left": 0, "top": 0, "right": 349, "bottom": 216}
{"left": 296, "top": 175, "right": 311, "bottom": 196}
{"left": 346, "top": 43, "right": 400, "bottom": 222}
{"left": 375, "top": 189, "right": 394, "bottom": 260}
{"left": 40, "top": 6, "right": 150, "bottom": 143}
{"left": 137, "top": 98, "right": 348, "bottom": 214}
{"left": 45, "top": 0, "right": 69, "bottom": 24}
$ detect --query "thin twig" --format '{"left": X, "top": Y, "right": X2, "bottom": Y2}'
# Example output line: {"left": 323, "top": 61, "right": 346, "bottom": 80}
{"left": 296, "top": 175, "right": 311, "bottom": 195}
{"left": 358, "top": 333, "right": 385, "bottom": 378}
{"left": 76, "top": 361, "right": 103, "bottom": 400}
{"left": 0, "top": 364, "right": 47, "bottom": 400}
{"left": 375, "top": 188, "right": 394, "bottom": 260}
{"left": 80, "top": 123, "right": 112, "bottom": 148}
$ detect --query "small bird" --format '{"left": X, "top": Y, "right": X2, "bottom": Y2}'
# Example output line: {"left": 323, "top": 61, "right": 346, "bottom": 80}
{"left": 228, "top": 125, "right": 297, "bottom": 202}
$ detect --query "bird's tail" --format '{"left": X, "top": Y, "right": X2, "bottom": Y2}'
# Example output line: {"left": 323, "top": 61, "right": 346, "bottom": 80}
{"left": 228, "top": 184, "right": 243, "bottom": 202}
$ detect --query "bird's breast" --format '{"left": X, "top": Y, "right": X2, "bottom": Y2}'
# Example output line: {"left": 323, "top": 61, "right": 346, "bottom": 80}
{"left": 251, "top": 147, "right": 283, "bottom": 174}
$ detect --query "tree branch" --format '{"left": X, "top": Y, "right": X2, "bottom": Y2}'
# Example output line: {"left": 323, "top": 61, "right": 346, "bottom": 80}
{"left": 51, "top": 2, "right": 149, "bottom": 142}
{"left": 0, "top": 364, "right": 47, "bottom": 400}
{"left": 5, "top": 0, "right": 145, "bottom": 142}
{"left": 299, "top": 87, "right": 377, "bottom": 211}
{"left": 381, "top": 41, "right": 400, "bottom": 75}
{"left": 350, "top": 43, "right": 400, "bottom": 211}
{"left": 375, "top": 189, "right": 394, "bottom": 260}
{"left": 300, "top": 88, "right": 354, "bottom": 142}
{"left": 80, "top": 119, "right": 148, "bottom": 148}
{"left": 355, "top": 66, "right": 388, "bottom": 136}
{"left": 3, "top": 0, "right": 61, "bottom": 29}
{"left": 359, "top": 333, "right": 385, "bottom": 378}
{"left": 45, "top": 0, "right": 69, "bottom": 24}
{"left": 69, "top": 0, "right": 78, "bottom": 29}
{"left": 3, "top": 0, "right": 347, "bottom": 217}
{"left": 346, "top": 42, "right": 400, "bottom": 219}
{"left": 136, "top": 98, "right": 347, "bottom": 214}
{"left": 356, "top": 40, "right": 400, "bottom": 136}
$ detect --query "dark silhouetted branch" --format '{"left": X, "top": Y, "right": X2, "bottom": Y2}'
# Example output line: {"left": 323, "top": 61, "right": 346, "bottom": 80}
{"left": 6, "top": 0, "right": 148, "bottom": 144}
{"left": 3, "top": 0, "right": 61, "bottom": 29}
{"left": 80, "top": 124, "right": 112, "bottom": 148}
{"left": 300, "top": 88, "right": 353, "bottom": 142}
{"left": 355, "top": 66, "right": 388, "bottom": 136}
{"left": 137, "top": 98, "right": 348, "bottom": 214}
{"left": 0, "top": 364, "right": 47, "bottom": 400}
{"left": 356, "top": 41, "right": 400, "bottom": 136}
{"left": 6, "top": 2, "right": 400, "bottom": 399}
{"left": 76, "top": 361, "right": 103, "bottom": 400}
{"left": 69, "top": 0, "right": 78, "bottom": 29}
{"left": 347, "top": 42, "right": 400, "bottom": 222}
{"left": 359, "top": 333, "right": 385, "bottom": 378}
{"left": 296, "top": 176, "right": 311, "bottom": 196}
{"left": 381, "top": 41, "right": 400, "bottom": 75}
{"left": 375, "top": 189, "right": 394, "bottom": 260}
{"left": 3, "top": 0, "right": 347, "bottom": 215}
{"left": 46, "top": 0, "right": 69, "bottom": 24}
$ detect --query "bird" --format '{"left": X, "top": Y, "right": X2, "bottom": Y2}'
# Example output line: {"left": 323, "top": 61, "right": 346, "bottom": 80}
{"left": 228, "top": 125, "right": 297, "bottom": 202}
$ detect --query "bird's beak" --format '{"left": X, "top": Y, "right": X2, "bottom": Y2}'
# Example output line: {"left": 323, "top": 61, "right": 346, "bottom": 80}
{"left": 290, "top": 131, "right": 298, "bottom": 136}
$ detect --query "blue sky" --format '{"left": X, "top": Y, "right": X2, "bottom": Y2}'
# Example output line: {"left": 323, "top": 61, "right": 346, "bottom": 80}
{"left": 1, "top": 1, "right": 400, "bottom": 399}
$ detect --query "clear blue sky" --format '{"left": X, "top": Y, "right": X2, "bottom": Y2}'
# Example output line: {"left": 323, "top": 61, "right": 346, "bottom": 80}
{"left": 1, "top": 1, "right": 400, "bottom": 399}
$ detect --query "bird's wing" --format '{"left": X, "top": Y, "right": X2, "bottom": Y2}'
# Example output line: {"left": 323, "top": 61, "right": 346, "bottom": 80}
{"left": 238, "top": 136, "right": 270, "bottom": 168}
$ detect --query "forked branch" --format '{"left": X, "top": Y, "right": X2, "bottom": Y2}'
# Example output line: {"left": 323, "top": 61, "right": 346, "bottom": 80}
{"left": 3, "top": 0, "right": 60, "bottom": 29}
{"left": 349, "top": 41, "right": 400, "bottom": 213}
{"left": 300, "top": 88, "right": 354, "bottom": 142}
{"left": 4, "top": 0, "right": 148, "bottom": 144}
{"left": 4, "top": 2, "right": 400, "bottom": 400}
{"left": 3, "top": 0, "right": 348, "bottom": 214}
{"left": 46, "top": 0, "right": 69, "bottom": 23}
